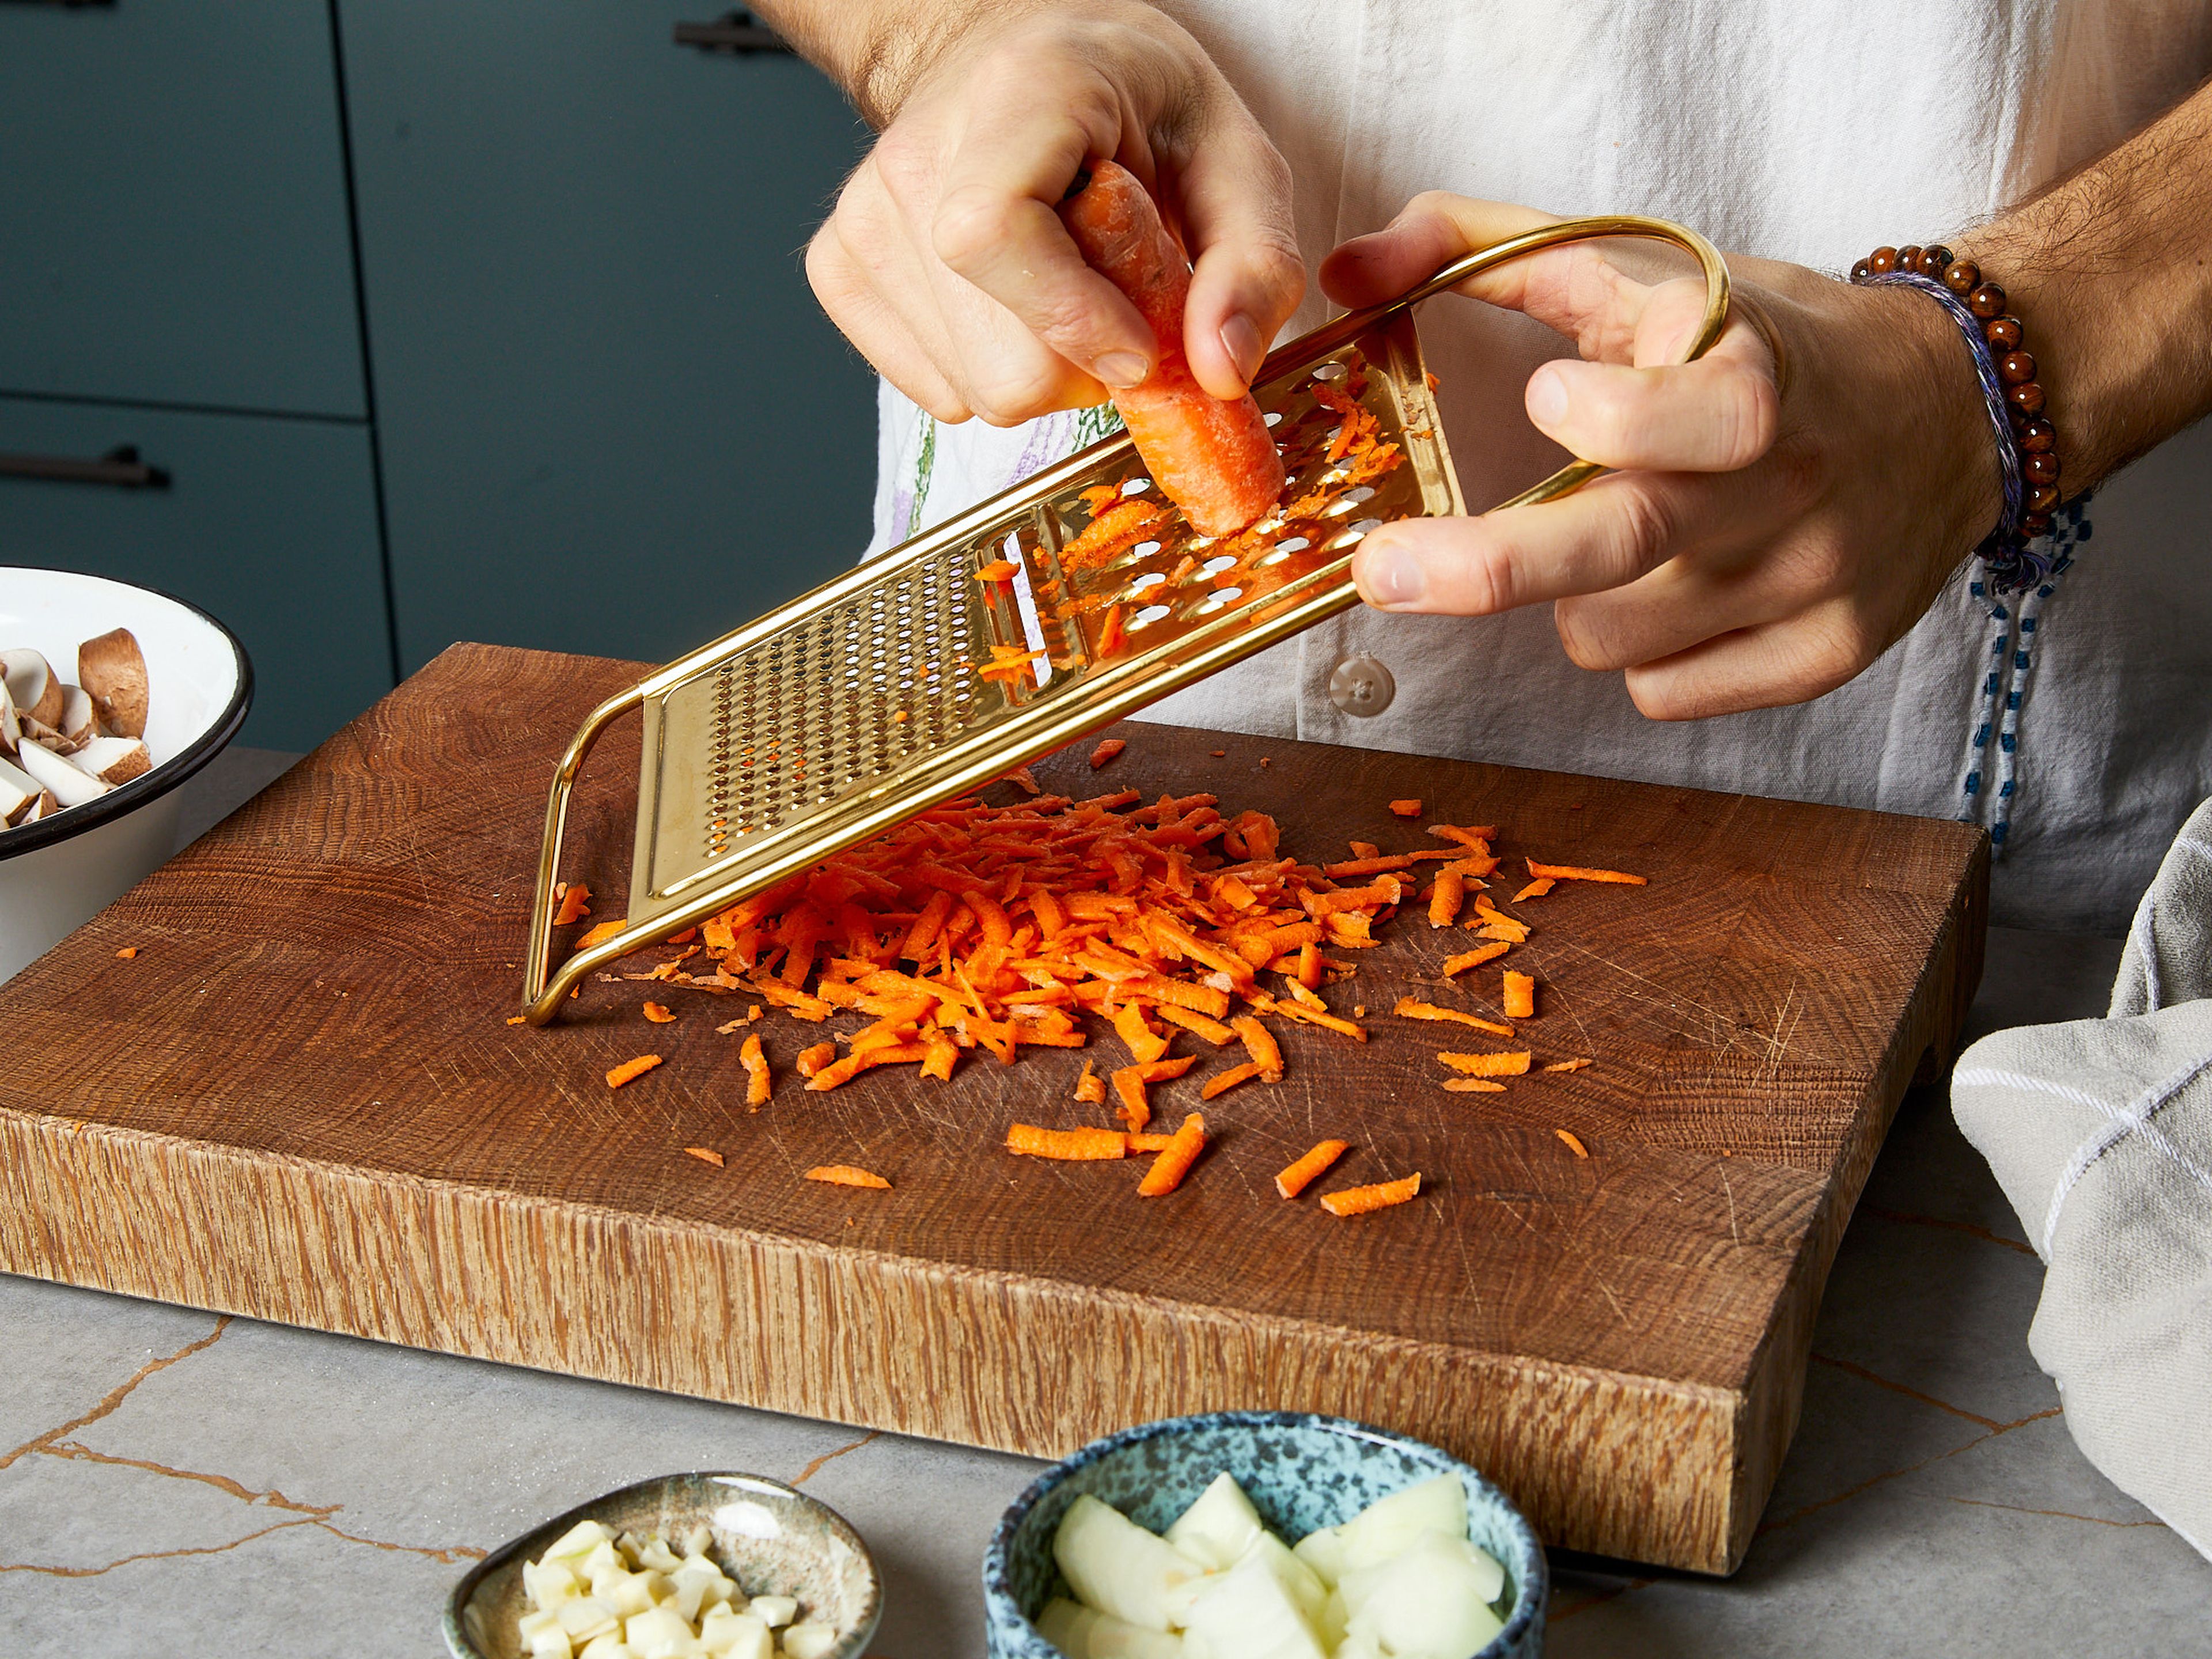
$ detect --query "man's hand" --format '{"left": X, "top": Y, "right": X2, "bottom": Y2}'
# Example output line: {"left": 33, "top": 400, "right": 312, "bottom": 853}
{"left": 783, "top": 0, "right": 1304, "bottom": 426}
{"left": 1320, "top": 196, "right": 2001, "bottom": 719}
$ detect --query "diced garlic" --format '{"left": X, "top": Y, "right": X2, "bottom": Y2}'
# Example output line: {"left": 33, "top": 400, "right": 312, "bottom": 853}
{"left": 520, "top": 1608, "right": 565, "bottom": 1641}
{"left": 545, "top": 1520, "right": 618, "bottom": 1562}
{"left": 778, "top": 1623, "right": 839, "bottom": 1659}
{"left": 748, "top": 1596, "right": 798, "bottom": 1630}
{"left": 699, "top": 1608, "right": 772, "bottom": 1659}
{"left": 579, "top": 1635, "right": 634, "bottom": 1659}
{"left": 528, "top": 1560, "right": 584, "bottom": 1607}
{"left": 683, "top": 1522, "right": 714, "bottom": 1559}
{"left": 531, "top": 1626, "right": 576, "bottom": 1659}
{"left": 556, "top": 1597, "right": 620, "bottom": 1645}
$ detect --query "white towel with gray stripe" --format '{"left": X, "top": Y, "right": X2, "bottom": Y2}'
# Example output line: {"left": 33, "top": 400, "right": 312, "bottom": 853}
{"left": 1952, "top": 797, "right": 2212, "bottom": 1560}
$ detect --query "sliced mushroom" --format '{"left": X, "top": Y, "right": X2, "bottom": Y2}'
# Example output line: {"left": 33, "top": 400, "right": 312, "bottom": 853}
{"left": 24, "top": 789, "right": 61, "bottom": 823}
{"left": 73, "top": 735, "right": 151, "bottom": 786}
{"left": 13, "top": 737, "right": 109, "bottom": 808}
{"left": 0, "top": 678, "right": 17, "bottom": 756}
{"left": 0, "top": 649, "right": 64, "bottom": 730}
{"left": 0, "top": 756, "right": 35, "bottom": 825}
{"left": 18, "top": 714, "right": 67, "bottom": 753}
{"left": 77, "top": 628, "right": 149, "bottom": 740}
{"left": 59, "top": 684, "right": 99, "bottom": 748}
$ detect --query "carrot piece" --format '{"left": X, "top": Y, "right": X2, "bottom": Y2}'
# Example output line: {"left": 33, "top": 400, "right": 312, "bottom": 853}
{"left": 1511, "top": 877, "right": 1556, "bottom": 902}
{"left": 1320, "top": 1173, "right": 1422, "bottom": 1217}
{"left": 1005, "top": 1124, "right": 1127, "bottom": 1160}
{"left": 506, "top": 1016, "right": 527, "bottom": 1026}
{"left": 1543, "top": 1058, "right": 1594, "bottom": 1073}
{"left": 1058, "top": 162, "right": 1284, "bottom": 535}
{"left": 794, "top": 1040, "right": 836, "bottom": 1078}
{"left": 1429, "top": 824, "right": 1499, "bottom": 848}
{"left": 1442, "top": 1078, "right": 1508, "bottom": 1093}
{"left": 806, "top": 1044, "right": 930, "bottom": 1090}
{"left": 1074, "top": 1060, "right": 1108, "bottom": 1105}
{"left": 1126, "top": 1132, "right": 1177, "bottom": 1152}
{"left": 1271, "top": 1000, "right": 1367, "bottom": 1041}
{"left": 605, "top": 1054, "right": 663, "bottom": 1089}
{"left": 552, "top": 883, "right": 592, "bottom": 926}
{"left": 1230, "top": 1014, "right": 1283, "bottom": 1080}
{"left": 1113, "top": 1001, "right": 1171, "bottom": 1064}
{"left": 575, "top": 919, "right": 628, "bottom": 952}
{"left": 1502, "top": 971, "right": 1537, "bottom": 1020}
{"left": 1428, "top": 868, "right": 1464, "bottom": 929}
{"left": 683, "top": 1146, "right": 725, "bottom": 1168}
{"left": 1296, "top": 940, "right": 1323, "bottom": 990}
{"left": 740, "top": 1032, "right": 771, "bottom": 1106}
{"left": 1388, "top": 799, "right": 1423, "bottom": 818}
{"left": 974, "top": 558, "right": 1020, "bottom": 582}
{"left": 1111, "top": 1066, "right": 1153, "bottom": 1132}
{"left": 1395, "top": 998, "right": 1514, "bottom": 1036}
{"left": 1134, "top": 1055, "right": 1198, "bottom": 1082}
{"left": 1006, "top": 766, "right": 1043, "bottom": 796}
{"left": 1525, "top": 858, "right": 1647, "bottom": 885}
{"left": 642, "top": 1001, "right": 676, "bottom": 1024}
{"left": 1438, "top": 1050, "right": 1532, "bottom": 1076}
{"left": 900, "top": 890, "right": 955, "bottom": 963}
{"left": 1089, "top": 738, "right": 1127, "bottom": 770}
{"left": 921, "top": 1033, "right": 960, "bottom": 1082}
{"left": 1199, "top": 1060, "right": 1265, "bottom": 1099}
{"left": 1275, "top": 1139, "right": 1350, "bottom": 1199}
{"left": 1442, "top": 942, "right": 1513, "bottom": 982}
{"left": 1157, "top": 1005, "right": 1236, "bottom": 1045}
{"left": 115, "top": 946, "right": 139, "bottom": 960}
{"left": 1137, "top": 1112, "right": 1207, "bottom": 1197}
{"left": 1556, "top": 1129, "right": 1590, "bottom": 1157}
{"left": 806, "top": 1165, "right": 891, "bottom": 1189}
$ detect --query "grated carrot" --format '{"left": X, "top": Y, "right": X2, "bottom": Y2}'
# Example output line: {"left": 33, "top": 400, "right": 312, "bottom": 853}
{"left": 552, "top": 883, "right": 592, "bottom": 927}
{"left": 1543, "top": 1057, "right": 1594, "bottom": 1073}
{"left": 1089, "top": 738, "right": 1127, "bottom": 769}
{"left": 806, "top": 1164, "right": 891, "bottom": 1189}
{"left": 740, "top": 1032, "right": 771, "bottom": 1106}
{"left": 643, "top": 1001, "right": 676, "bottom": 1024}
{"left": 1443, "top": 1078, "right": 1508, "bottom": 1093}
{"left": 1200, "top": 1060, "right": 1266, "bottom": 1099}
{"left": 1441, "top": 942, "right": 1512, "bottom": 976}
{"left": 1438, "top": 1050, "right": 1532, "bottom": 1076}
{"left": 1111, "top": 1065, "right": 1153, "bottom": 1132}
{"left": 115, "top": 946, "right": 139, "bottom": 960}
{"left": 683, "top": 1146, "right": 725, "bottom": 1168}
{"left": 1230, "top": 1015, "right": 1283, "bottom": 1080}
{"left": 1429, "top": 868, "right": 1464, "bottom": 928}
{"left": 575, "top": 919, "right": 627, "bottom": 952}
{"left": 974, "top": 559, "right": 1020, "bottom": 582}
{"left": 506, "top": 1016, "right": 528, "bottom": 1026}
{"left": 1137, "top": 1113, "right": 1206, "bottom": 1196}
{"left": 605, "top": 1054, "right": 663, "bottom": 1089}
{"left": 1113, "top": 1002, "right": 1171, "bottom": 1064}
{"left": 794, "top": 1040, "right": 836, "bottom": 1078}
{"left": 1388, "top": 799, "right": 1423, "bottom": 818}
{"left": 1556, "top": 1129, "right": 1589, "bottom": 1157}
{"left": 1157, "top": 1005, "right": 1235, "bottom": 1045}
{"left": 1320, "top": 1173, "right": 1422, "bottom": 1217}
{"left": 1275, "top": 1139, "right": 1350, "bottom": 1199}
{"left": 1006, "top": 1124, "right": 1126, "bottom": 1160}
{"left": 1074, "top": 1060, "right": 1108, "bottom": 1105}
{"left": 1395, "top": 998, "right": 1513, "bottom": 1036}
{"left": 1511, "top": 877, "right": 1556, "bottom": 902}
{"left": 1525, "top": 858, "right": 1646, "bottom": 885}
{"left": 1126, "top": 1131, "right": 1177, "bottom": 1152}
{"left": 1502, "top": 971, "right": 1537, "bottom": 1020}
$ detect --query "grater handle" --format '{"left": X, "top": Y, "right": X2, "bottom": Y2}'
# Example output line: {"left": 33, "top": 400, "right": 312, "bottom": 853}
{"left": 521, "top": 683, "right": 650, "bottom": 1019}
{"left": 1261, "top": 213, "right": 1732, "bottom": 512}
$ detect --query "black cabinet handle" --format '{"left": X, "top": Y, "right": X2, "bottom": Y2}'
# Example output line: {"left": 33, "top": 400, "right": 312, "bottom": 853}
{"left": 674, "top": 9, "right": 790, "bottom": 54}
{"left": 0, "top": 445, "right": 169, "bottom": 488}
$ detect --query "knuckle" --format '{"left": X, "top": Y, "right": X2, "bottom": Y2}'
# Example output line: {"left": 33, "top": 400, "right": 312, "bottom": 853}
{"left": 930, "top": 188, "right": 1014, "bottom": 274}
{"left": 1604, "top": 479, "right": 1677, "bottom": 574}
{"left": 868, "top": 131, "right": 938, "bottom": 205}
{"left": 963, "top": 362, "right": 1059, "bottom": 427}
{"left": 1552, "top": 600, "right": 1624, "bottom": 671}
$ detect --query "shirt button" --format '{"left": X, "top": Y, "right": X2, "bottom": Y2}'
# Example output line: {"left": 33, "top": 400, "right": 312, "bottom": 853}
{"left": 1327, "top": 655, "right": 1396, "bottom": 717}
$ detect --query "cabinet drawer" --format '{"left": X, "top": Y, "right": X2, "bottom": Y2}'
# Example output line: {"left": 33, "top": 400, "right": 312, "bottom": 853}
{"left": 339, "top": 0, "right": 879, "bottom": 672}
{"left": 0, "top": 398, "right": 391, "bottom": 751}
{"left": 0, "top": 1, "right": 365, "bottom": 417}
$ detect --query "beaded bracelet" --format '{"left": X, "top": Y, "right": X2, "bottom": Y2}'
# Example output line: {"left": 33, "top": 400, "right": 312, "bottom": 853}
{"left": 1849, "top": 244, "right": 2062, "bottom": 593}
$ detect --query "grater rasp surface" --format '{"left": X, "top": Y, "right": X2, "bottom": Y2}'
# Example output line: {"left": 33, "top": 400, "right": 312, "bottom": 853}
{"left": 525, "top": 215, "right": 1728, "bottom": 1018}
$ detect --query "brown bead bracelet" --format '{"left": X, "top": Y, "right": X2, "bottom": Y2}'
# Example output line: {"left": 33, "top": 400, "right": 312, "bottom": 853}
{"left": 1850, "top": 242, "right": 2062, "bottom": 551}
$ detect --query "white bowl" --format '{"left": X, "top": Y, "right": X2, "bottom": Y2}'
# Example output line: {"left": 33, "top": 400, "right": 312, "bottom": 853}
{"left": 0, "top": 568, "right": 251, "bottom": 983}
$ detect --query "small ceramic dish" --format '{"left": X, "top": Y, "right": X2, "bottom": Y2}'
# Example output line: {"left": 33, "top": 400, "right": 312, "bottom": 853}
{"left": 446, "top": 1472, "right": 882, "bottom": 1659}
{"left": 982, "top": 1411, "right": 1547, "bottom": 1659}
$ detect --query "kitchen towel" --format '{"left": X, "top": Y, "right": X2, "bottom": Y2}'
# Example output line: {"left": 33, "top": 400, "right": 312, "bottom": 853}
{"left": 1952, "top": 796, "right": 2212, "bottom": 1560}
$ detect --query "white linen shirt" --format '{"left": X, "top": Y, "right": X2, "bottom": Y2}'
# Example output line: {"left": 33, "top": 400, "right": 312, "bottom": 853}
{"left": 865, "top": 0, "right": 2212, "bottom": 932}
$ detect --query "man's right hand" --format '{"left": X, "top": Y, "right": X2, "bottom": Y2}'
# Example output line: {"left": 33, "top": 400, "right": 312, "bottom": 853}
{"left": 776, "top": 0, "right": 1304, "bottom": 426}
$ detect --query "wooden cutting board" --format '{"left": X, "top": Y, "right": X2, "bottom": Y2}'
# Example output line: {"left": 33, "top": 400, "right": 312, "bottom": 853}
{"left": 0, "top": 643, "right": 1984, "bottom": 1574}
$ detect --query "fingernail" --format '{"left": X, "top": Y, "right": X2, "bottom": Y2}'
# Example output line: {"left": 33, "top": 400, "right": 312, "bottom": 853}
{"left": 1361, "top": 539, "right": 1426, "bottom": 607}
{"left": 1527, "top": 364, "right": 1569, "bottom": 428}
{"left": 1220, "top": 313, "right": 1264, "bottom": 384}
{"left": 1095, "top": 351, "right": 1149, "bottom": 390}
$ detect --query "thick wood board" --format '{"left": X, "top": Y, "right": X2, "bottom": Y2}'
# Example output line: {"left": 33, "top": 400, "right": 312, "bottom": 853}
{"left": 0, "top": 643, "right": 1986, "bottom": 1573}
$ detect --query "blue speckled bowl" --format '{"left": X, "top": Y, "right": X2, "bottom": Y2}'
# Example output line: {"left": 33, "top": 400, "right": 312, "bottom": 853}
{"left": 982, "top": 1412, "right": 1546, "bottom": 1658}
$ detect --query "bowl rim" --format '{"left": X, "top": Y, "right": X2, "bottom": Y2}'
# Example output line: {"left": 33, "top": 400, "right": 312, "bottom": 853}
{"left": 0, "top": 566, "right": 254, "bottom": 864}
{"left": 980, "top": 1410, "right": 1548, "bottom": 1659}
{"left": 442, "top": 1469, "right": 884, "bottom": 1659}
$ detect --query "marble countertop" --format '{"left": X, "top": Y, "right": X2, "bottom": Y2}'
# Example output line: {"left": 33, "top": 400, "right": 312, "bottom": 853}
{"left": 3, "top": 749, "right": 2206, "bottom": 1655}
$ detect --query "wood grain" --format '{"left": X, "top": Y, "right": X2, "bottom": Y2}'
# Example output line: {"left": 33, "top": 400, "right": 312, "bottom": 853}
{"left": 0, "top": 643, "right": 1986, "bottom": 1573}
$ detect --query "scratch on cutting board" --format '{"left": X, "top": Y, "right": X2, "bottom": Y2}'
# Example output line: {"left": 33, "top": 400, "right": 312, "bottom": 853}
{"left": 1719, "top": 1164, "right": 1740, "bottom": 1245}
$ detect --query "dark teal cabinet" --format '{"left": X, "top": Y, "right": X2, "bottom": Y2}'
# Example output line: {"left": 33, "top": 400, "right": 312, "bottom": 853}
{"left": 336, "top": 0, "right": 881, "bottom": 673}
{"left": 0, "top": 399, "right": 393, "bottom": 752}
{"left": 0, "top": 0, "right": 367, "bottom": 418}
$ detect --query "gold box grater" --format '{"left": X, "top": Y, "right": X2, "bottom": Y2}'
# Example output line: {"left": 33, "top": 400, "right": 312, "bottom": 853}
{"left": 522, "top": 215, "right": 1728, "bottom": 1020}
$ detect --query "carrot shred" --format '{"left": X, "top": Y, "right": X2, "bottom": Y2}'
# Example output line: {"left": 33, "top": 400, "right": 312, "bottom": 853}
{"left": 115, "top": 946, "right": 139, "bottom": 960}
{"left": 642, "top": 1001, "right": 676, "bottom": 1024}
{"left": 1271, "top": 1000, "right": 1368, "bottom": 1040}
{"left": 974, "top": 558, "right": 1020, "bottom": 582}
{"left": 1438, "top": 1050, "right": 1532, "bottom": 1076}
{"left": 1157, "top": 1005, "right": 1235, "bottom": 1045}
{"left": 575, "top": 919, "right": 628, "bottom": 952}
{"left": 1089, "top": 738, "right": 1127, "bottom": 769}
{"left": 1006, "top": 1123, "right": 1127, "bottom": 1160}
{"left": 1074, "top": 1059, "right": 1107, "bottom": 1104}
{"left": 1525, "top": 858, "right": 1647, "bottom": 885}
{"left": 806, "top": 1164, "right": 891, "bottom": 1189}
{"left": 1199, "top": 1060, "right": 1265, "bottom": 1100}
{"left": 740, "top": 1032, "right": 771, "bottom": 1106}
{"left": 1556, "top": 1129, "right": 1590, "bottom": 1157}
{"left": 794, "top": 1041, "right": 836, "bottom": 1078}
{"left": 683, "top": 1146, "right": 725, "bottom": 1168}
{"left": 1007, "top": 766, "right": 1043, "bottom": 797}
{"left": 1275, "top": 1139, "right": 1350, "bottom": 1199}
{"left": 1502, "top": 971, "right": 1537, "bottom": 1020}
{"left": 921, "top": 1032, "right": 960, "bottom": 1081}
{"left": 1137, "top": 1113, "right": 1206, "bottom": 1196}
{"left": 1126, "top": 1132, "right": 1177, "bottom": 1152}
{"left": 1442, "top": 1078, "right": 1508, "bottom": 1093}
{"left": 1440, "top": 942, "right": 1512, "bottom": 977}
{"left": 1512, "top": 877, "right": 1557, "bottom": 902}
{"left": 506, "top": 1016, "right": 527, "bottom": 1026}
{"left": 1428, "top": 868, "right": 1465, "bottom": 929}
{"left": 1110, "top": 1066, "right": 1153, "bottom": 1132}
{"left": 1544, "top": 1057, "right": 1594, "bottom": 1073}
{"left": 605, "top": 1054, "right": 663, "bottom": 1089}
{"left": 1395, "top": 998, "right": 1514, "bottom": 1036}
{"left": 1113, "top": 1001, "right": 1171, "bottom": 1064}
{"left": 1320, "top": 1173, "right": 1422, "bottom": 1217}
{"left": 1388, "top": 799, "right": 1423, "bottom": 818}
{"left": 1230, "top": 1014, "right": 1283, "bottom": 1080}
{"left": 552, "top": 883, "right": 592, "bottom": 927}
